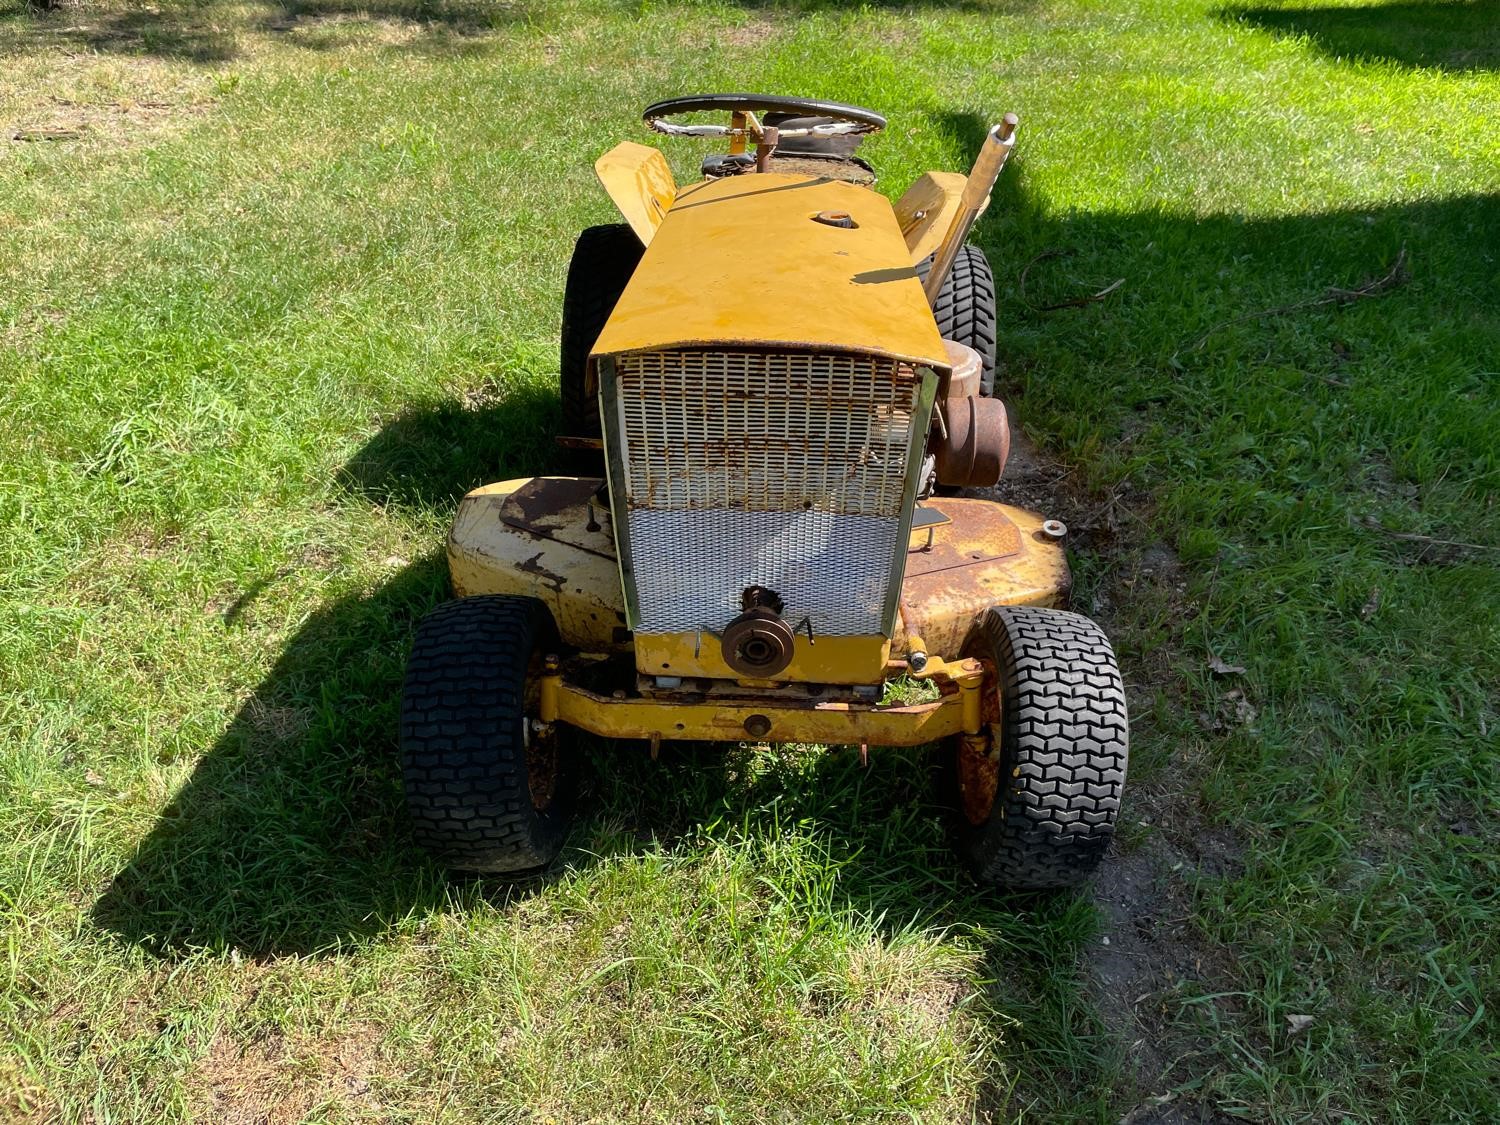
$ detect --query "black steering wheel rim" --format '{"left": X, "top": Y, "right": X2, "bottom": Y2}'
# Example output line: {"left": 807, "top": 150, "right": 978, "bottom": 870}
{"left": 643, "top": 93, "right": 886, "bottom": 136}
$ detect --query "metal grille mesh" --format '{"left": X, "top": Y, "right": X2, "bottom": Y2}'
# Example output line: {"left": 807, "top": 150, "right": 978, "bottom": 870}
{"left": 613, "top": 349, "right": 922, "bottom": 637}
{"left": 615, "top": 350, "right": 919, "bottom": 515}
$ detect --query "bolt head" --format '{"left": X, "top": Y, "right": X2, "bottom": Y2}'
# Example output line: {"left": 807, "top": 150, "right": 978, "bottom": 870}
{"left": 1041, "top": 519, "right": 1068, "bottom": 541}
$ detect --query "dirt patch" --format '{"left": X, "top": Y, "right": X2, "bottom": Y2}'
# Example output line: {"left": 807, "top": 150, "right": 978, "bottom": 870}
{"left": 7, "top": 95, "right": 213, "bottom": 151}
{"left": 0, "top": 1054, "right": 55, "bottom": 1124}
{"left": 723, "top": 18, "right": 783, "bottom": 48}
{"left": 192, "top": 1023, "right": 385, "bottom": 1125}
{"left": 1, "top": 304, "right": 67, "bottom": 350}
{"left": 263, "top": 12, "right": 430, "bottom": 48}
{"left": 979, "top": 425, "right": 1245, "bottom": 1117}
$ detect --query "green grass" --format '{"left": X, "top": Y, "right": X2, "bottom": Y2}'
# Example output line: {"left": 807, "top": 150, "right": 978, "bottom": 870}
{"left": 1, "top": 0, "right": 1497, "bottom": 1120}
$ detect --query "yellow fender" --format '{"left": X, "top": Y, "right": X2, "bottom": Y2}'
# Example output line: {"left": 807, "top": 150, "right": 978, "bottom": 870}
{"left": 594, "top": 141, "right": 677, "bottom": 245}
{"left": 895, "top": 171, "right": 989, "bottom": 264}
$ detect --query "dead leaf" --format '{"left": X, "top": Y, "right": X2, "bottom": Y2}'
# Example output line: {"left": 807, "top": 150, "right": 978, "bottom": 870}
{"left": 1224, "top": 688, "right": 1258, "bottom": 725}
{"left": 1208, "top": 655, "right": 1246, "bottom": 676}
{"left": 1286, "top": 1013, "right": 1315, "bottom": 1033}
{"left": 1360, "top": 587, "right": 1381, "bottom": 620}
{"left": 85, "top": 769, "right": 106, "bottom": 787}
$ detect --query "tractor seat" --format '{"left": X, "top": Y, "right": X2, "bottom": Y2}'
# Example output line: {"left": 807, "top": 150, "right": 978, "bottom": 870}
{"left": 701, "top": 113, "right": 876, "bottom": 186}
{"left": 764, "top": 111, "right": 876, "bottom": 185}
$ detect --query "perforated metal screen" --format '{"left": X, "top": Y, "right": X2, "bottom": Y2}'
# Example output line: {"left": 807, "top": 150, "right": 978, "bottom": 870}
{"left": 608, "top": 349, "right": 926, "bottom": 637}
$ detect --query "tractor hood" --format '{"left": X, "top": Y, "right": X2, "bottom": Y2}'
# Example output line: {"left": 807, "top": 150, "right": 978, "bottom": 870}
{"left": 590, "top": 173, "right": 950, "bottom": 370}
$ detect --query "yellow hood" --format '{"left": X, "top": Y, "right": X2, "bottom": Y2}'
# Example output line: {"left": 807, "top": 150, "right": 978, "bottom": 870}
{"left": 590, "top": 173, "right": 950, "bottom": 371}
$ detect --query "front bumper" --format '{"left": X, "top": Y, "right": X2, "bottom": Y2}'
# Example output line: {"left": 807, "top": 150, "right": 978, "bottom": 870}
{"left": 538, "top": 653, "right": 987, "bottom": 747}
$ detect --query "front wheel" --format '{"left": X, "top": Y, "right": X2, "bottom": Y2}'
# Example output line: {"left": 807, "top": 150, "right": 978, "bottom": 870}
{"left": 944, "top": 605, "right": 1128, "bottom": 889}
{"left": 400, "top": 595, "right": 578, "bottom": 873}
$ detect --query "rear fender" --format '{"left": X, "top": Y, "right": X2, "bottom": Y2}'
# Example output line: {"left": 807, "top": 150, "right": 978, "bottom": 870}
{"left": 594, "top": 142, "right": 677, "bottom": 246}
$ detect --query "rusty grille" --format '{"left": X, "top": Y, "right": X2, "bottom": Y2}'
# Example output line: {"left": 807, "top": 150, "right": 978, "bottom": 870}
{"left": 608, "top": 349, "right": 927, "bottom": 637}
{"left": 614, "top": 350, "right": 920, "bottom": 515}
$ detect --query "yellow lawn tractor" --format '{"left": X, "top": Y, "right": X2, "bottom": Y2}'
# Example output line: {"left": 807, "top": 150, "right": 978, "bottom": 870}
{"left": 400, "top": 95, "right": 1128, "bottom": 889}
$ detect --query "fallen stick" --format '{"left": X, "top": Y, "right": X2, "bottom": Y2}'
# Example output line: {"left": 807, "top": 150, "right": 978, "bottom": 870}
{"left": 1019, "top": 248, "right": 1125, "bottom": 312}
{"left": 1175, "top": 246, "right": 1409, "bottom": 360}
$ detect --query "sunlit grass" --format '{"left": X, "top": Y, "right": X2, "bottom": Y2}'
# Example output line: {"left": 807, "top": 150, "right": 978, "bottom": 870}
{"left": 1, "top": 0, "right": 1496, "bottom": 1120}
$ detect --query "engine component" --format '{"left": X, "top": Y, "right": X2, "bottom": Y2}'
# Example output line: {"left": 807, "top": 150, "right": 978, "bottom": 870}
{"left": 721, "top": 600, "right": 797, "bottom": 677}
{"left": 934, "top": 395, "right": 1010, "bottom": 488}
{"left": 941, "top": 339, "right": 982, "bottom": 400}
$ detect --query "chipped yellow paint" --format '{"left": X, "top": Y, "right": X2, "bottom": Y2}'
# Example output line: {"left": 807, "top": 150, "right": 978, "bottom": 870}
{"left": 594, "top": 141, "right": 677, "bottom": 246}
{"left": 633, "top": 632, "right": 891, "bottom": 686}
{"left": 447, "top": 480, "right": 627, "bottom": 653}
{"left": 893, "top": 171, "right": 972, "bottom": 264}
{"left": 591, "top": 173, "right": 950, "bottom": 369}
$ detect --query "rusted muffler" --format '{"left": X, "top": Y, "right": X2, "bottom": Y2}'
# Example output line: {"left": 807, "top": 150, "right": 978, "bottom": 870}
{"left": 935, "top": 396, "right": 1009, "bottom": 487}
{"left": 933, "top": 340, "right": 1009, "bottom": 488}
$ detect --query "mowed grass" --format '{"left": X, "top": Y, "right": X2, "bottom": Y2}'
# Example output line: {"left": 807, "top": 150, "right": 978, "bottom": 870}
{"left": 1, "top": 0, "right": 1496, "bottom": 1120}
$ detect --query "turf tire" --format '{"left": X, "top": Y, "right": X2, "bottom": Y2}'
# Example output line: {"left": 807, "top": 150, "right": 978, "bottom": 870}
{"left": 400, "top": 595, "right": 576, "bottom": 874}
{"left": 949, "top": 605, "right": 1128, "bottom": 889}
{"left": 915, "top": 243, "right": 998, "bottom": 396}
{"left": 560, "top": 223, "right": 644, "bottom": 464}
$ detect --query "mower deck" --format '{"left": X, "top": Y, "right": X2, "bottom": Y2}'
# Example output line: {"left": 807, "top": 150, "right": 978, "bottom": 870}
{"left": 448, "top": 475, "right": 1072, "bottom": 674}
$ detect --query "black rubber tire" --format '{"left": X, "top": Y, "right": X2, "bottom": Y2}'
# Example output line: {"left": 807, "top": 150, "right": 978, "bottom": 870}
{"left": 560, "top": 223, "right": 644, "bottom": 449}
{"left": 948, "top": 605, "right": 1128, "bottom": 889}
{"left": 400, "top": 595, "right": 576, "bottom": 874}
{"left": 915, "top": 244, "right": 998, "bottom": 396}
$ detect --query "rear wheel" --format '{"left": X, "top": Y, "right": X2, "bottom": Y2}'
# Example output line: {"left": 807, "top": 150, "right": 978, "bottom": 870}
{"left": 944, "top": 605, "right": 1128, "bottom": 889}
{"left": 400, "top": 595, "right": 577, "bottom": 873}
{"left": 916, "top": 243, "right": 998, "bottom": 396}
{"left": 560, "top": 223, "right": 644, "bottom": 468}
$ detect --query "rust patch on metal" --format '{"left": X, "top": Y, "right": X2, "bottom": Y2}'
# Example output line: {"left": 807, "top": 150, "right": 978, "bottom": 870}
{"left": 501, "top": 476, "right": 603, "bottom": 534}
{"left": 905, "top": 497, "right": 1022, "bottom": 576}
{"left": 527, "top": 729, "right": 558, "bottom": 810}
{"left": 956, "top": 661, "right": 1002, "bottom": 825}
{"left": 933, "top": 395, "right": 1009, "bottom": 488}
{"left": 957, "top": 738, "right": 999, "bottom": 825}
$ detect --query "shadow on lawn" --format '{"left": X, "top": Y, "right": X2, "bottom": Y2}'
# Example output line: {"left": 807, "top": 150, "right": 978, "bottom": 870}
{"left": 1220, "top": 1, "right": 1500, "bottom": 73}
{"left": 2, "top": 0, "right": 533, "bottom": 63}
{"left": 91, "top": 185, "right": 1498, "bottom": 1114}
{"left": 89, "top": 384, "right": 566, "bottom": 958}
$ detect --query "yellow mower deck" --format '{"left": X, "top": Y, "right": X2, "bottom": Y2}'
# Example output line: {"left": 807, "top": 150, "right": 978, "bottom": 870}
{"left": 447, "top": 475, "right": 1070, "bottom": 745}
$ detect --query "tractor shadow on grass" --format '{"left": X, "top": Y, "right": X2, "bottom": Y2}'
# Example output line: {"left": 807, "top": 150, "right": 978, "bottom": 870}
{"left": 90, "top": 387, "right": 568, "bottom": 958}
{"left": 92, "top": 186, "right": 1499, "bottom": 1116}
{"left": 1218, "top": 1, "right": 1500, "bottom": 73}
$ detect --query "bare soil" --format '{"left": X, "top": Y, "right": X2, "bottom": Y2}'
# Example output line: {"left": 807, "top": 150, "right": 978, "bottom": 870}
{"left": 978, "top": 426, "right": 1245, "bottom": 1121}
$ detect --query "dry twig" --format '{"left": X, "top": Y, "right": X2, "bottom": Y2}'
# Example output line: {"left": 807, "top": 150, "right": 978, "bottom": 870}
{"left": 1019, "top": 248, "right": 1125, "bottom": 312}
{"left": 1174, "top": 246, "right": 1409, "bottom": 361}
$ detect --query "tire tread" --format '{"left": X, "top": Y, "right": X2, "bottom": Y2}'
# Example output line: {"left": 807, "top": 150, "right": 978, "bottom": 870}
{"left": 400, "top": 596, "right": 571, "bottom": 873}
{"left": 960, "top": 605, "right": 1129, "bottom": 889}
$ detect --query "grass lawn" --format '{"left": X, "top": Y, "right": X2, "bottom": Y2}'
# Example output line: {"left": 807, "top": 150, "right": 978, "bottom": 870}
{"left": 1, "top": 0, "right": 1496, "bottom": 1120}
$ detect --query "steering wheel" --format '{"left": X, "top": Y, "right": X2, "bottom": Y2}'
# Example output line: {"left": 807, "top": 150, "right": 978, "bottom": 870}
{"left": 642, "top": 94, "right": 886, "bottom": 140}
